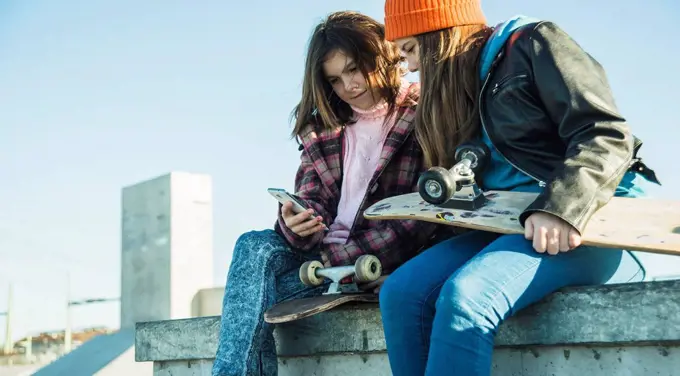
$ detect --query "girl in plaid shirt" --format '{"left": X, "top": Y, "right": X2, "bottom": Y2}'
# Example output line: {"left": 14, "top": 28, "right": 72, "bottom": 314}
{"left": 212, "top": 11, "right": 450, "bottom": 376}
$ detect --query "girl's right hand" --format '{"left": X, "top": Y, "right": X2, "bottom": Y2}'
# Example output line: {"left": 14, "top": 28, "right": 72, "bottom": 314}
{"left": 281, "top": 201, "right": 326, "bottom": 237}
{"left": 524, "top": 211, "right": 582, "bottom": 254}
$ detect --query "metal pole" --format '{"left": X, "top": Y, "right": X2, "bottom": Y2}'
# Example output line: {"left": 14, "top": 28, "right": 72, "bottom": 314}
{"left": 64, "top": 274, "right": 71, "bottom": 354}
{"left": 24, "top": 336, "right": 32, "bottom": 360}
{"left": 60, "top": 292, "right": 122, "bottom": 355}
{"left": 3, "top": 284, "right": 12, "bottom": 356}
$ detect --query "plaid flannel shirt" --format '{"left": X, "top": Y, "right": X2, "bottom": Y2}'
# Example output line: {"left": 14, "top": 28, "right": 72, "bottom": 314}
{"left": 274, "top": 84, "right": 452, "bottom": 273}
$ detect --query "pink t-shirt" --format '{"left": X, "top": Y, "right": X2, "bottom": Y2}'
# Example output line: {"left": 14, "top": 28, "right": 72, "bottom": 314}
{"left": 323, "top": 80, "right": 410, "bottom": 244}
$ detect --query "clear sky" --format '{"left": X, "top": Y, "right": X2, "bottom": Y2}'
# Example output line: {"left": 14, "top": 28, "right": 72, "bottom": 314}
{"left": 0, "top": 0, "right": 678, "bottom": 343}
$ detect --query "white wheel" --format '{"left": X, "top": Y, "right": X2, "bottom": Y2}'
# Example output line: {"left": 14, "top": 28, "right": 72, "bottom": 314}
{"left": 354, "top": 255, "right": 382, "bottom": 283}
{"left": 299, "top": 260, "right": 324, "bottom": 286}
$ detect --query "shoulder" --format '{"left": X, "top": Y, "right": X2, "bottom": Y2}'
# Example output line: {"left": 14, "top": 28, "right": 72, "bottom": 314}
{"left": 393, "top": 80, "right": 419, "bottom": 123}
{"left": 405, "top": 81, "right": 420, "bottom": 98}
{"left": 297, "top": 123, "right": 342, "bottom": 150}
{"left": 400, "top": 81, "right": 420, "bottom": 107}
{"left": 508, "top": 20, "right": 582, "bottom": 56}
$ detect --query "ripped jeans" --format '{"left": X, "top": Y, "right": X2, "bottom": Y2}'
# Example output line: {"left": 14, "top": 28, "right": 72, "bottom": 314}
{"left": 211, "top": 229, "right": 327, "bottom": 376}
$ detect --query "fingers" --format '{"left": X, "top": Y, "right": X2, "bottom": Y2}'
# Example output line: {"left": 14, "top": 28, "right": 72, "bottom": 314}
{"left": 291, "top": 215, "right": 322, "bottom": 232}
{"left": 359, "top": 278, "right": 381, "bottom": 290}
{"left": 524, "top": 218, "right": 534, "bottom": 240}
{"left": 291, "top": 216, "right": 325, "bottom": 237}
{"left": 296, "top": 225, "right": 325, "bottom": 237}
{"left": 533, "top": 225, "right": 548, "bottom": 253}
{"left": 358, "top": 280, "right": 377, "bottom": 291}
{"left": 559, "top": 227, "right": 570, "bottom": 252}
{"left": 535, "top": 226, "right": 573, "bottom": 255}
{"left": 280, "top": 201, "right": 294, "bottom": 219}
{"left": 281, "top": 202, "right": 325, "bottom": 237}
{"left": 526, "top": 212, "right": 582, "bottom": 255}
{"left": 282, "top": 207, "right": 314, "bottom": 228}
{"left": 534, "top": 226, "right": 581, "bottom": 254}
{"left": 546, "top": 227, "right": 560, "bottom": 255}
{"left": 569, "top": 229, "right": 582, "bottom": 248}
{"left": 357, "top": 275, "right": 387, "bottom": 293}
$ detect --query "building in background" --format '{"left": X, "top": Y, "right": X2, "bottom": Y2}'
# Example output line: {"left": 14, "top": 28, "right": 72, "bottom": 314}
{"left": 8, "top": 172, "right": 217, "bottom": 376}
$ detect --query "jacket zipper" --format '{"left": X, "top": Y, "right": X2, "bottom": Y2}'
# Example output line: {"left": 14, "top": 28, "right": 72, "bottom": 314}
{"left": 491, "top": 74, "right": 529, "bottom": 96}
{"left": 479, "top": 72, "right": 546, "bottom": 188}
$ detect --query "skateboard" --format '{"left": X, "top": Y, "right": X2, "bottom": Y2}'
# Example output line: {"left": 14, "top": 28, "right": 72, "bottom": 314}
{"left": 363, "top": 143, "right": 680, "bottom": 255}
{"left": 264, "top": 255, "right": 382, "bottom": 324}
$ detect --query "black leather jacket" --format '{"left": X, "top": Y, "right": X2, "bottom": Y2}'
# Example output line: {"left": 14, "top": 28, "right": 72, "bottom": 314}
{"left": 479, "top": 21, "right": 659, "bottom": 233}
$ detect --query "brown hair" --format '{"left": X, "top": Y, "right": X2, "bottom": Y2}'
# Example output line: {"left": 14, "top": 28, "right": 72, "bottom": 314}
{"left": 415, "top": 25, "right": 492, "bottom": 168}
{"left": 290, "top": 11, "right": 414, "bottom": 140}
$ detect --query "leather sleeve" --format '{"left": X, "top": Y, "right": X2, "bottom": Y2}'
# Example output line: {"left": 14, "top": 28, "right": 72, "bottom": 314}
{"left": 517, "top": 21, "right": 634, "bottom": 233}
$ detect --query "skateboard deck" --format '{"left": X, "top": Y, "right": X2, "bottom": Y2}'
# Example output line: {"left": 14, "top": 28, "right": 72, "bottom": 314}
{"left": 264, "top": 292, "right": 378, "bottom": 324}
{"left": 364, "top": 191, "right": 680, "bottom": 255}
{"left": 264, "top": 254, "right": 383, "bottom": 324}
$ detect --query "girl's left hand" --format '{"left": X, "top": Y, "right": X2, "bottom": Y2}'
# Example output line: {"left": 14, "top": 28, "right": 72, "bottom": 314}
{"left": 357, "top": 275, "right": 388, "bottom": 294}
{"left": 524, "top": 212, "right": 582, "bottom": 254}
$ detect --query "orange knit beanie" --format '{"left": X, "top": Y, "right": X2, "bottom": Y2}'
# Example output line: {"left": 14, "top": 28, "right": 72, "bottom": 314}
{"left": 384, "top": 0, "right": 487, "bottom": 41}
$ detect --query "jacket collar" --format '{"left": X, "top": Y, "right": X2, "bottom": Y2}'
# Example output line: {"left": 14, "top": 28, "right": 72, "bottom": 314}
{"left": 298, "top": 101, "right": 417, "bottom": 199}
{"left": 299, "top": 125, "right": 344, "bottom": 198}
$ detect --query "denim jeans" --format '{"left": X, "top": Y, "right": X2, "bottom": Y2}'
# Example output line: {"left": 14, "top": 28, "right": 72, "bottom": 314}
{"left": 378, "top": 230, "right": 645, "bottom": 376}
{"left": 211, "top": 229, "right": 328, "bottom": 376}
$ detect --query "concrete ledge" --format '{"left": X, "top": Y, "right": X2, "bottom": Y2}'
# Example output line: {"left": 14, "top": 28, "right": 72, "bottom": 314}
{"left": 136, "top": 280, "right": 680, "bottom": 362}
{"left": 135, "top": 315, "right": 221, "bottom": 362}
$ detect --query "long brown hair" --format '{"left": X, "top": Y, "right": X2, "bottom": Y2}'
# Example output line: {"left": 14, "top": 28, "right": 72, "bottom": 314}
{"left": 415, "top": 25, "right": 492, "bottom": 168}
{"left": 290, "top": 11, "right": 414, "bottom": 140}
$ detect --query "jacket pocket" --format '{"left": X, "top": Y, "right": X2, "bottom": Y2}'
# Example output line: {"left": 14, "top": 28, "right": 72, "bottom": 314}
{"left": 490, "top": 73, "right": 530, "bottom": 97}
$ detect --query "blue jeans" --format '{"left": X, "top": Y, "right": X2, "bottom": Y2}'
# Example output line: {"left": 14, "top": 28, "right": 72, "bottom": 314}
{"left": 379, "top": 230, "right": 644, "bottom": 376}
{"left": 212, "top": 229, "right": 327, "bottom": 376}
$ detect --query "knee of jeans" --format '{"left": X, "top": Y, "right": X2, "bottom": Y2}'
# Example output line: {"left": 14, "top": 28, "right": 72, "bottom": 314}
{"left": 435, "top": 276, "right": 501, "bottom": 332}
{"left": 379, "top": 271, "right": 426, "bottom": 314}
{"left": 232, "top": 229, "right": 285, "bottom": 262}
{"left": 378, "top": 274, "right": 404, "bottom": 310}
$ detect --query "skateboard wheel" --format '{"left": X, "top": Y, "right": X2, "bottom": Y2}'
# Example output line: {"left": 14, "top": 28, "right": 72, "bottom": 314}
{"left": 299, "top": 260, "right": 324, "bottom": 286}
{"left": 454, "top": 142, "right": 490, "bottom": 174}
{"left": 354, "top": 255, "right": 382, "bottom": 283}
{"left": 418, "top": 167, "right": 456, "bottom": 205}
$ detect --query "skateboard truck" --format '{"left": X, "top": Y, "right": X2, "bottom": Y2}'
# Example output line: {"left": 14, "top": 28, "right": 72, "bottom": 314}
{"left": 298, "top": 255, "right": 382, "bottom": 295}
{"left": 417, "top": 142, "right": 490, "bottom": 210}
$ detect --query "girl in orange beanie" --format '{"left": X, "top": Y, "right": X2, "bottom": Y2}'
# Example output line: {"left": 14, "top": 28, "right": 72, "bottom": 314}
{"left": 377, "top": 1, "right": 660, "bottom": 375}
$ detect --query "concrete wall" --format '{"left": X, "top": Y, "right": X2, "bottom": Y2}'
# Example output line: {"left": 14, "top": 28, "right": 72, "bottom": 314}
{"left": 33, "top": 172, "right": 214, "bottom": 375}
{"left": 190, "top": 287, "right": 224, "bottom": 317}
{"left": 169, "top": 172, "right": 214, "bottom": 321}
{"left": 120, "top": 172, "right": 213, "bottom": 328}
{"left": 135, "top": 279, "right": 680, "bottom": 375}
{"left": 121, "top": 174, "right": 173, "bottom": 328}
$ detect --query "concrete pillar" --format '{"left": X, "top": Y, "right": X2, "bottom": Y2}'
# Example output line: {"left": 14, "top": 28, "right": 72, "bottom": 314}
{"left": 120, "top": 172, "right": 213, "bottom": 329}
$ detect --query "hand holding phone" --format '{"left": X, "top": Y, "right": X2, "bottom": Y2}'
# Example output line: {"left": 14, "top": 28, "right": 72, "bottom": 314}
{"left": 268, "top": 188, "right": 327, "bottom": 237}
{"left": 280, "top": 202, "right": 326, "bottom": 237}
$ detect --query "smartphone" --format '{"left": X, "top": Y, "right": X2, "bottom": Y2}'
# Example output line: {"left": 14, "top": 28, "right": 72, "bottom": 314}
{"left": 267, "top": 188, "right": 327, "bottom": 230}
{"left": 268, "top": 188, "right": 310, "bottom": 213}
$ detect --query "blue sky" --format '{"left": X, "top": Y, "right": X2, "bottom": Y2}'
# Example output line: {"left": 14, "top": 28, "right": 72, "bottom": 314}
{"left": 0, "top": 1, "right": 678, "bottom": 342}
